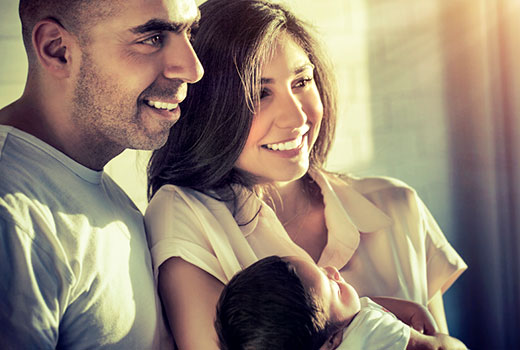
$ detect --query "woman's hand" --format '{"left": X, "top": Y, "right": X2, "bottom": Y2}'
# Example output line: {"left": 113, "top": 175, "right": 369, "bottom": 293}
{"left": 433, "top": 333, "right": 468, "bottom": 349}
{"left": 408, "top": 330, "right": 468, "bottom": 350}
{"left": 403, "top": 301, "right": 438, "bottom": 335}
{"left": 370, "top": 297, "right": 467, "bottom": 349}
{"left": 371, "top": 297, "right": 437, "bottom": 335}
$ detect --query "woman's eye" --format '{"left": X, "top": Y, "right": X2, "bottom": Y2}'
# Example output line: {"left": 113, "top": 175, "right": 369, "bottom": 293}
{"left": 295, "top": 77, "right": 313, "bottom": 88}
{"left": 260, "top": 88, "right": 271, "bottom": 99}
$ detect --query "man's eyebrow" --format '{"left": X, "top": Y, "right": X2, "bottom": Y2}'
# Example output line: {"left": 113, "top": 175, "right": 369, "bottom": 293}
{"left": 130, "top": 11, "right": 201, "bottom": 35}
{"left": 260, "top": 63, "right": 315, "bottom": 84}
{"left": 130, "top": 19, "right": 180, "bottom": 34}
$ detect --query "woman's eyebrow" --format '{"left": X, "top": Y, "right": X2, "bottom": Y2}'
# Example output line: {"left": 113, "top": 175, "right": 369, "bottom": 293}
{"left": 293, "top": 63, "right": 315, "bottom": 75}
{"left": 260, "top": 63, "right": 315, "bottom": 84}
{"left": 261, "top": 77, "right": 274, "bottom": 84}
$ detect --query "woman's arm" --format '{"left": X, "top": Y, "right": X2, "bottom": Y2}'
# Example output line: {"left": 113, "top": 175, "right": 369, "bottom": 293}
{"left": 371, "top": 296, "right": 437, "bottom": 335}
{"left": 428, "top": 290, "right": 449, "bottom": 334}
{"left": 158, "top": 257, "right": 224, "bottom": 350}
{"left": 369, "top": 296, "right": 466, "bottom": 349}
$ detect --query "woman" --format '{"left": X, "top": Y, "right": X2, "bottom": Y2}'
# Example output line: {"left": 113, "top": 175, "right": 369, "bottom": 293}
{"left": 146, "top": 0, "right": 467, "bottom": 348}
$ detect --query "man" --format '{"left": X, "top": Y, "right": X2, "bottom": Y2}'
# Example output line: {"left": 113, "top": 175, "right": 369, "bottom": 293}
{"left": 0, "top": 0, "right": 203, "bottom": 348}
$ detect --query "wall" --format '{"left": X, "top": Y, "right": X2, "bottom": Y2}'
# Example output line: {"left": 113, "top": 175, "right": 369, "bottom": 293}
{"left": 0, "top": 1, "right": 26, "bottom": 107}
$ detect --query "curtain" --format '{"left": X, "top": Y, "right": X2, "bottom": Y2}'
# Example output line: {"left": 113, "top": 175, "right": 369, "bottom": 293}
{"left": 441, "top": 0, "right": 520, "bottom": 348}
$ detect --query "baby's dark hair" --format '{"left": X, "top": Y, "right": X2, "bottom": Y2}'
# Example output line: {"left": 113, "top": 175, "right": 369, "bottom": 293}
{"left": 215, "top": 256, "right": 339, "bottom": 350}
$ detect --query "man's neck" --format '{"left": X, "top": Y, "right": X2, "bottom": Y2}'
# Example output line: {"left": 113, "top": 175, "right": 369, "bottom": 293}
{"left": 0, "top": 98, "right": 122, "bottom": 170}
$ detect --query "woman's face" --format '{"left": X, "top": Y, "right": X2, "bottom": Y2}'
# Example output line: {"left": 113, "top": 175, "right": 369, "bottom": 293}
{"left": 235, "top": 34, "right": 324, "bottom": 184}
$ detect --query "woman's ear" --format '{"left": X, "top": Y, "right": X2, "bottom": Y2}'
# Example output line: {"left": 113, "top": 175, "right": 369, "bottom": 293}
{"left": 32, "top": 19, "right": 75, "bottom": 78}
{"left": 319, "top": 330, "right": 344, "bottom": 350}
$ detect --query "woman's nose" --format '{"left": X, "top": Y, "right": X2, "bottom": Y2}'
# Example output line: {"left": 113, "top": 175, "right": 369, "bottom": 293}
{"left": 274, "top": 92, "right": 307, "bottom": 129}
{"left": 162, "top": 34, "right": 204, "bottom": 84}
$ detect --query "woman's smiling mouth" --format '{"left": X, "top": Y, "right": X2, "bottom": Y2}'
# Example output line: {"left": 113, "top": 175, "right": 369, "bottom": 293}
{"left": 262, "top": 134, "right": 304, "bottom": 151}
{"left": 261, "top": 124, "right": 311, "bottom": 152}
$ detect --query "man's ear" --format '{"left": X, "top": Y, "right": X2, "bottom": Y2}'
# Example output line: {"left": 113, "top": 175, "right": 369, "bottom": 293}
{"left": 319, "top": 330, "right": 344, "bottom": 350}
{"left": 32, "top": 19, "right": 76, "bottom": 78}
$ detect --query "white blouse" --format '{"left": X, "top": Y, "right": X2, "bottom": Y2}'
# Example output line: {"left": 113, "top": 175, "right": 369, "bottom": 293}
{"left": 145, "top": 169, "right": 466, "bottom": 305}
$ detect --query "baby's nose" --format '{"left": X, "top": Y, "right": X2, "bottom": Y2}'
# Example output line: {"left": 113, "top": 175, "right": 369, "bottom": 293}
{"left": 324, "top": 265, "right": 341, "bottom": 281}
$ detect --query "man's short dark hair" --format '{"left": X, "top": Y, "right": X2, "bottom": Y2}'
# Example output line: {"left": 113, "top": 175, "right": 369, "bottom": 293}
{"left": 19, "top": 0, "right": 118, "bottom": 63}
{"left": 215, "top": 256, "right": 340, "bottom": 350}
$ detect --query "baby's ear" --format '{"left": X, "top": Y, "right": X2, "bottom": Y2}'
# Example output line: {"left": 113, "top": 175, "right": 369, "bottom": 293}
{"left": 319, "top": 330, "right": 344, "bottom": 350}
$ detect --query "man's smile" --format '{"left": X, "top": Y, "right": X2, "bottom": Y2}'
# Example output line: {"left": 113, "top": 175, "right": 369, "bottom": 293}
{"left": 144, "top": 99, "right": 179, "bottom": 111}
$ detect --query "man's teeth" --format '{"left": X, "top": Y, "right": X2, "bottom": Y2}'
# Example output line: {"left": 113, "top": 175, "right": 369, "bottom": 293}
{"left": 146, "top": 100, "right": 178, "bottom": 111}
{"left": 265, "top": 135, "right": 304, "bottom": 151}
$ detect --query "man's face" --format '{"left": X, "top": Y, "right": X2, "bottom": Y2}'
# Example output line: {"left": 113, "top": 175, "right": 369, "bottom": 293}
{"left": 71, "top": 0, "right": 203, "bottom": 151}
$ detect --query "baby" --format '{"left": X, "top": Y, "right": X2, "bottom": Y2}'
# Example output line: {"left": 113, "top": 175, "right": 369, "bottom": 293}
{"left": 215, "top": 255, "right": 467, "bottom": 350}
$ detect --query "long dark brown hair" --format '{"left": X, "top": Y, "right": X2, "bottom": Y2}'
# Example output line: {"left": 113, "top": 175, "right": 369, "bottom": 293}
{"left": 148, "top": 0, "right": 337, "bottom": 205}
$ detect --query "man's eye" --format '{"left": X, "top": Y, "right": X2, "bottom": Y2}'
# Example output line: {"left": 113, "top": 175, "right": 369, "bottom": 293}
{"left": 187, "top": 25, "right": 199, "bottom": 43}
{"left": 141, "top": 34, "right": 164, "bottom": 47}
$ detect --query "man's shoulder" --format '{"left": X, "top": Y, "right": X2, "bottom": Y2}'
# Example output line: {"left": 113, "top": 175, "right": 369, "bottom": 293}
{"left": 0, "top": 125, "right": 56, "bottom": 183}
{"left": 101, "top": 173, "right": 142, "bottom": 212}
{"left": 0, "top": 140, "right": 52, "bottom": 234}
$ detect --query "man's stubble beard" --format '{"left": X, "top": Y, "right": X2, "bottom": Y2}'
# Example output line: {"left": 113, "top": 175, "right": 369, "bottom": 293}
{"left": 71, "top": 52, "right": 175, "bottom": 154}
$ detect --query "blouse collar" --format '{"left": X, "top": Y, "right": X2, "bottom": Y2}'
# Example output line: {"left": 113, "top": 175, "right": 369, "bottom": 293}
{"left": 236, "top": 169, "right": 392, "bottom": 269}
{"left": 309, "top": 170, "right": 392, "bottom": 268}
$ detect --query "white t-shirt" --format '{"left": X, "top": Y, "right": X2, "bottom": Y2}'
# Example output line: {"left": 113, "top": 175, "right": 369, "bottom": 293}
{"left": 337, "top": 297, "right": 410, "bottom": 350}
{"left": 146, "top": 169, "right": 466, "bottom": 306}
{"left": 0, "top": 126, "right": 172, "bottom": 349}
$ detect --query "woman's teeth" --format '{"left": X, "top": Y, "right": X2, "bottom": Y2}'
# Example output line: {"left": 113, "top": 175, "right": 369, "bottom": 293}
{"left": 264, "top": 135, "right": 304, "bottom": 151}
{"left": 145, "top": 99, "right": 178, "bottom": 111}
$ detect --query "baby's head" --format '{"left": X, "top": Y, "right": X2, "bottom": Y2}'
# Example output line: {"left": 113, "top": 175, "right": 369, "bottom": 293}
{"left": 215, "top": 255, "right": 361, "bottom": 350}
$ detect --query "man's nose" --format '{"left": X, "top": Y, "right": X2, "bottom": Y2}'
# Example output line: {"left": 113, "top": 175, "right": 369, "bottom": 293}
{"left": 162, "top": 34, "right": 204, "bottom": 84}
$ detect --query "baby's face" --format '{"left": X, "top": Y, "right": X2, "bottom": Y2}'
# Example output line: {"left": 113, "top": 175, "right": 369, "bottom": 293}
{"left": 286, "top": 256, "right": 361, "bottom": 326}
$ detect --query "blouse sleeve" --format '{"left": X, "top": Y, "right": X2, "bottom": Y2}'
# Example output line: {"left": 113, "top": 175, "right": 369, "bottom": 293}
{"left": 415, "top": 193, "right": 467, "bottom": 299}
{"left": 144, "top": 186, "right": 240, "bottom": 284}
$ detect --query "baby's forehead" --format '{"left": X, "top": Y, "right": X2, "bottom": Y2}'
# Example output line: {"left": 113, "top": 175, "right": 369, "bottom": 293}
{"left": 284, "top": 256, "right": 327, "bottom": 290}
